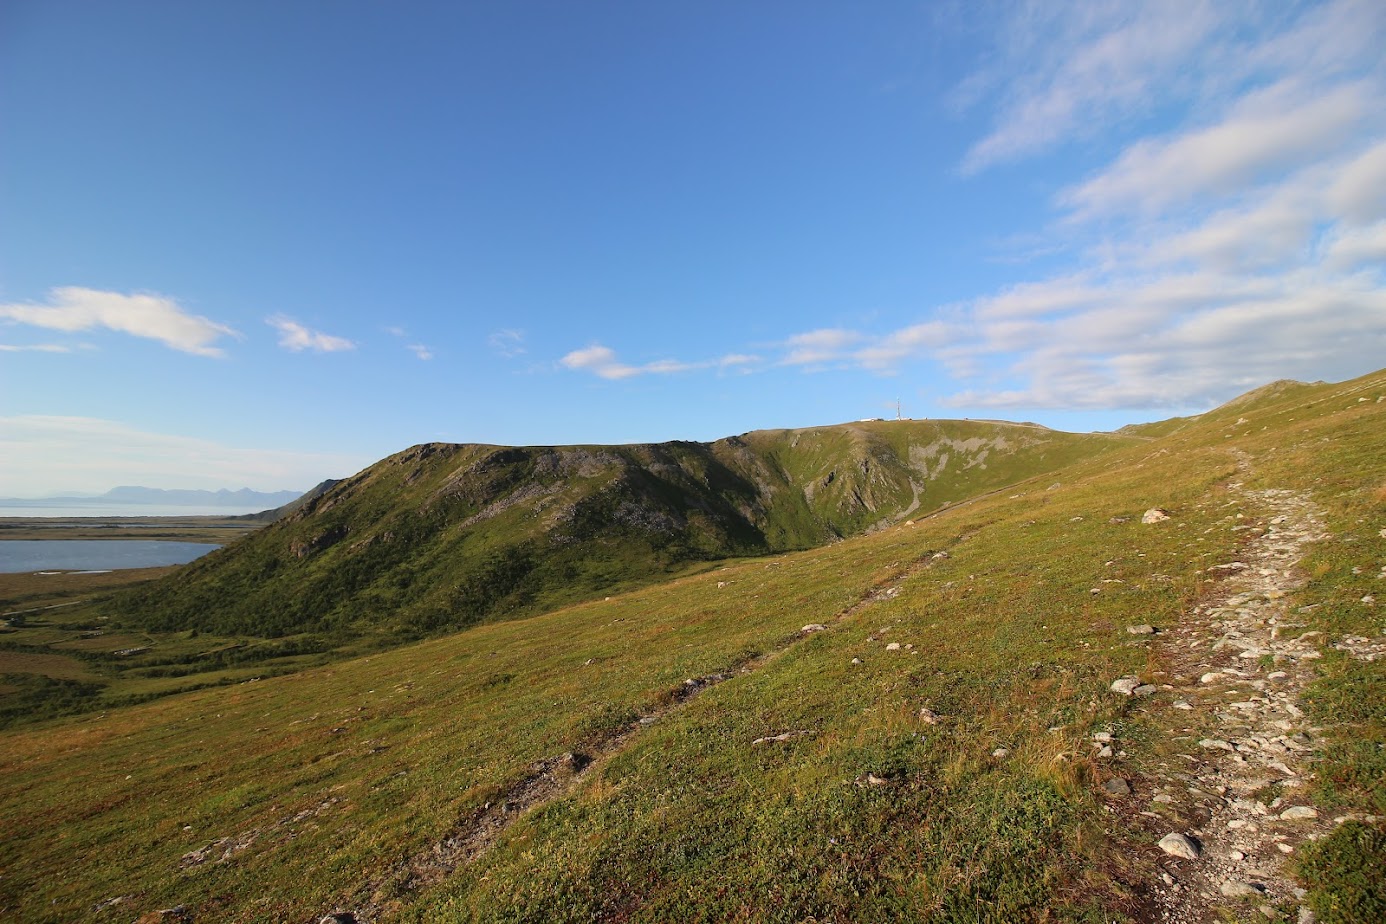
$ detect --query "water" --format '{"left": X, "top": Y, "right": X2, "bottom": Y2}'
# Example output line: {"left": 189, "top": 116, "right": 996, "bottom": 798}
{"left": 0, "top": 540, "right": 221, "bottom": 573}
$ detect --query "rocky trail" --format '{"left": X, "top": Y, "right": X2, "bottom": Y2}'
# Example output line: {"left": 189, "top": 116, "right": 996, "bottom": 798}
{"left": 1129, "top": 470, "right": 1377, "bottom": 922}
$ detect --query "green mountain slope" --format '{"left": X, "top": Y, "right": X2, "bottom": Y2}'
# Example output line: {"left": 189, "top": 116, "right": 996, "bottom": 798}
{"left": 116, "top": 419, "right": 1132, "bottom": 640}
{"left": 4, "top": 373, "right": 1381, "bottom": 922}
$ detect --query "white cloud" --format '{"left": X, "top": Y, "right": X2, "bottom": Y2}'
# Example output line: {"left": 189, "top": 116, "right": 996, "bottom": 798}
{"left": 1322, "top": 222, "right": 1386, "bottom": 270}
{"left": 267, "top": 315, "right": 355, "bottom": 353}
{"left": 852, "top": 322, "right": 954, "bottom": 371}
{"left": 0, "top": 343, "right": 72, "bottom": 353}
{"left": 960, "top": 0, "right": 1225, "bottom": 173}
{"left": 559, "top": 4, "right": 1386, "bottom": 411}
{"left": 560, "top": 344, "right": 759, "bottom": 380}
{"left": 0, "top": 287, "right": 236, "bottom": 356}
{"left": 1327, "top": 139, "right": 1386, "bottom": 224}
{"left": 0, "top": 416, "right": 370, "bottom": 497}
{"left": 781, "top": 328, "right": 862, "bottom": 366}
{"left": 407, "top": 343, "right": 434, "bottom": 361}
{"left": 1059, "top": 80, "right": 1370, "bottom": 219}
{"left": 932, "top": 1, "right": 1386, "bottom": 411}
{"left": 488, "top": 328, "right": 526, "bottom": 358}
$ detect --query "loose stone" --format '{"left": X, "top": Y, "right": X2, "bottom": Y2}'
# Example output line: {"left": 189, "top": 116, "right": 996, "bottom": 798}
{"left": 1158, "top": 832, "right": 1201, "bottom": 860}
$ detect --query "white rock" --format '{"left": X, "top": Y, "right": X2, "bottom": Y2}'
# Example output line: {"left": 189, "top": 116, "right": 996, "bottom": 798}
{"left": 992, "top": 747, "right": 1009, "bottom": 759}
{"left": 918, "top": 707, "right": 940, "bottom": 724}
{"left": 1220, "top": 880, "right": 1264, "bottom": 899}
{"left": 1127, "top": 624, "right": 1157, "bottom": 635}
{"left": 801, "top": 623, "right": 828, "bottom": 633}
{"left": 885, "top": 642, "right": 901, "bottom": 651}
{"left": 1110, "top": 677, "right": 1142, "bottom": 695}
{"left": 1142, "top": 508, "right": 1171, "bottom": 524}
{"left": 1199, "top": 739, "right": 1235, "bottom": 752}
{"left": 1280, "top": 806, "right": 1318, "bottom": 821}
{"left": 1158, "top": 832, "right": 1201, "bottom": 859}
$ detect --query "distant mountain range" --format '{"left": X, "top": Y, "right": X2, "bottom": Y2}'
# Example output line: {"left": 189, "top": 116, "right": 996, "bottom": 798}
{"left": 0, "top": 486, "right": 307, "bottom": 508}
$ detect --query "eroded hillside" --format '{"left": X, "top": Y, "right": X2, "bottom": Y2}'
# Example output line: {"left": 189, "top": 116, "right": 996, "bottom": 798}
{"left": 114, "top": 419, "right": 1130, "bottom": 641}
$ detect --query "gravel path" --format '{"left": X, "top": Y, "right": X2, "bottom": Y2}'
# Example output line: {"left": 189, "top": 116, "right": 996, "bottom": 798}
{"left": 1146, "top": 475, "right": 1352, "bottom": 923}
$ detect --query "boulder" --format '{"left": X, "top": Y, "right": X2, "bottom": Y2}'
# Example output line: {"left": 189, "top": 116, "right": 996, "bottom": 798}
{"left": 1158, "top": 832, "right": 1201, "bottom": 859}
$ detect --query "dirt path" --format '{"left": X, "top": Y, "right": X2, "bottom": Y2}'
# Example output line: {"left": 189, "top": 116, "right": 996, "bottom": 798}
{"left": 328, "top": 536, "right": 962, "bottom": 923}
{"left": 1144, "top": 470, "right": 1339, "bottom": 923}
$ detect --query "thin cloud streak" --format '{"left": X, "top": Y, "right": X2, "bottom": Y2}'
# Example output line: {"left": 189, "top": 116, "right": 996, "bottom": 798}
{"left": 266, "top": 315, "right": 356, "bottom": 353}
{"left": 0, "top": 287, "right": 236, "bottom": 356}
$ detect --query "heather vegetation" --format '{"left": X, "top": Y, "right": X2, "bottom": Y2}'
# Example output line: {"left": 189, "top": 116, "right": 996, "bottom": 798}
{"left": 0, "top": 372, "right": 1382, "bottom": 922}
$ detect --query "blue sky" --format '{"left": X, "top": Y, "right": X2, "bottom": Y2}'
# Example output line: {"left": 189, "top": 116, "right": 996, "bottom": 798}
{"left": 2, "top": 1, "right": 1384, "bottom": 495}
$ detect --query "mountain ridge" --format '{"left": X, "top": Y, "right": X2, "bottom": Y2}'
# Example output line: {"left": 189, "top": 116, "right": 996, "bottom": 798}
{"left": 115, "top": 417, "right": 1137, "bottom": 640}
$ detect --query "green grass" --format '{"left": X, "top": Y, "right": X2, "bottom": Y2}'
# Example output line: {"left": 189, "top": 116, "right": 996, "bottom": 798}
{"left": 0, "top": 372, "right": 1382, "bottom": 921}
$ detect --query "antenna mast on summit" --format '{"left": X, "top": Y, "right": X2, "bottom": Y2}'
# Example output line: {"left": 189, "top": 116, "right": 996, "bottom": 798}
{"left": 896, "top": 398, "right": 902, "bottom": 420}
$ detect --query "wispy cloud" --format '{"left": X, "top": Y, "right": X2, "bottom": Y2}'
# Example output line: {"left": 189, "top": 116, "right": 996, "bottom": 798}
{"left": 407, "top": 343, "right": 434, "bottom": 361}
{"left": 958, "top": 0, "right": 1226, "bottom": 173}
{"left": 266, "top": 315, "right": 355, "bottom": 353}
{"left": 0, "top": 415, "right": 370, "bottom": 497}
{"left": 933, "top": 0, "right": 1386, "bottom": 409}
{"left": 558, "top": 3, "right": 1385, "bottom": 413}
{"left": 1058, "top": 80, "right": 1372, "bottom": 220}
{"left": 0, "top": 343, "right": 73, "bottom": 353}
{"left": 560, "top": 344, "right": 760, "bottom": 380}
{"left": 0, "top": 287, "right": 236, "bottom": 356}
{"left": 488, "top": 328, "right": 526, "bottom": 358}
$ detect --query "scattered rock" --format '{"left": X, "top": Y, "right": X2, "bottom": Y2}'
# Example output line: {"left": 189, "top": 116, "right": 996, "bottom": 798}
{"left": 1142, "top": 508, "right": 1172, "bottom": 524}
{"left": 1199, "top": 738, "right": 1235, "bottom": 752}
{"left": 1127, "top": 624, "right": 1157, "bottom": 635}
{"left": 1158, "top": 832, "right": 1201, "bottom": 860}
{"left": 1093, "top": 731, "right": 1113, "bottom": 743}
{"left": 1102, "top": 778, "right": 1131, "bottom": 797}
{"left": 854, "top": 772, "right": 893, "bottom": 787}
{"left": 991, "top": 747, "right": 1010, "bottom": 759}
{"left": 1219, "top": 880, "right": 1265, "bottom": 899}
{"left": 800, "top": 623, "right": 828, "bottom": 633}
{"left": 1279, "top": 806, "right": 1318, "bottom": 821}
{"left": 1133, "top": 684, "right": 1158, "bottom": 696}
{"left": 1110, "top": 676, "right": 1142, "bottom": 695}
{"left": 320, "top": 915, "right": 358, "bottom": 924}
{"left": 885, "top": 642, "right": 901, "bottom": 651}
{"left": 917, "top": 707, "right": 940, "bottom": 724}
{"left": 850, "top": 657, "right": 862, "bottom": 665}
{"left": 753, "top": 730, "right": 812, "bottom": 746}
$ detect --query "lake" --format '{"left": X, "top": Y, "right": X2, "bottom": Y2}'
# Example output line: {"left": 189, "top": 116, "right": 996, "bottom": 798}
{"left": 0, "top": 540, "right": 221, "bottom": 573}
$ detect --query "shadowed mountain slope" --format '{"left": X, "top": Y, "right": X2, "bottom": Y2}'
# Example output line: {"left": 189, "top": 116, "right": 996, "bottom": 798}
{"left": 116, "top": 419, "right": 1133, "bottom": 639}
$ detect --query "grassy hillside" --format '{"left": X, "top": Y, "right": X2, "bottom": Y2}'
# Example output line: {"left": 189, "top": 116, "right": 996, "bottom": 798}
{"left": 111, "top": 419, "right": 1131, "bottom": 642}
{"left": 2, "top": 370, "right": 1381, "bottom": 922}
